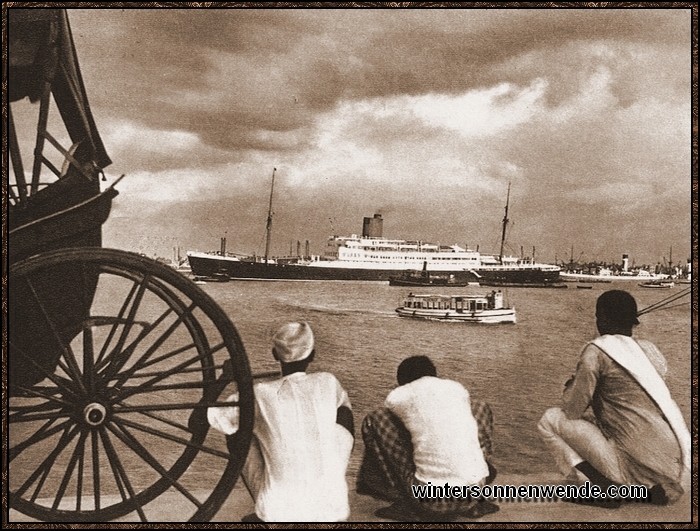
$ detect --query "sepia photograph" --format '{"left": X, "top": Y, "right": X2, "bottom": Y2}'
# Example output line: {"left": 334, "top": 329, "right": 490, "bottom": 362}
{"left": 4, "top": 3, "right": 696, "bottom": 526}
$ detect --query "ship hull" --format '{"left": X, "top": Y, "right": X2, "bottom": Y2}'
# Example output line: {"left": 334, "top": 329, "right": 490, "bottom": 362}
{"left": 475, "top": 268, "right": 560, "bottom": 286}
{"left": 389, "top": 278, "right": 471, "bottom": 287}
{"left": 188, "top": 254, "right": 560, "bottom": 283}
{"left": 560, "top": 272, "right": 667, "bottom": 282}
{"left": 395, "top": 307, "right": 516, "bottom": 324}
{"left": 479, "top": 280, "right": 567, "bottom": 288}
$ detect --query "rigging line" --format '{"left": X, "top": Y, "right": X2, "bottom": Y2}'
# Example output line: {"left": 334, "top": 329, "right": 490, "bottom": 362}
{"left": 638, "top": 292, "right": 690, "bottom": 316}
{"left": 646, "top": 301, "right": 691, "bottom": 313}
{"left": 638, "top": 296, "right": 688, "bottom": 316}
{"left": 638, "top": 287, "right": 690, "bottom": 312}
{"left": 637, "top": 288, "right": 691, "bottom": 316}
{"left": 641, "top": 294, "right": 688, "bottom": 313}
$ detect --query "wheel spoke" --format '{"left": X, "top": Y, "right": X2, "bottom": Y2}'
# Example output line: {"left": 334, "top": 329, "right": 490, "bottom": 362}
{"left": 11, "top": 345, "right": 80, "bottom": 400}
{"left": 91, "top": 431, "right": 101, "bottom": 512}
{"left": 29, "top": 466, "right": 51, "bottom": 503}
{"left": 10, "top": 386, "right": 70, "bottom": 421}
{"left": 80, "top": 262, "right": 95, "bottom": 394}
{"left": 116, "top": 343, "right": 196, "bottom": 380}
{"left": 83, "top": 324, "right": 95, "bottom": 394}
{"left": 115, "top": 400, "right": 239, "bottom": 413}
{"left": 94, "top": 321, "right": 152, "bottom": 386}
{"left": 133, "top": 409, "right": 192, "bottom": 435}
{"left": 109, "top": 302, "right": 198, "bottom": 386}
{"left": 52, "top": 430, "right": 88, "bottom": 510}
{"left": 76, "top": 437, "right": 85, "bottom": 512}
{"left": 113, "top": 416, "right": 229, "bottom": 460}
{"left": 108, "top": 420, "right": 203, "bottom": 509}
{"left": 96, "top": 274, "right": 151, "bottom": 378}
{"left": 114, "top": 351, "right": 219, "bottom": 401}
{"left": 10, "top": 411, "right": 71, "bottom": 423}
{"left": 25, "top": 277, "right": 87, "bottom": 396}
{"left": 15, "top": 423, "right": 79, "bottom": 499}
{"left": 96, "top": 311, "right": 177, "bottom": 386}
{"left": 9, "top": 248, "right": 254, "bottom": 523}
{"left": 136, "top": 363, "right": 229, "bottom": 377}
{"left": 10, "top": 400, "right": 65, "bottom": 416}
{"left": 95, "top": 282, "right": 138, "bottom": 368}
{"left": 14, "top": 384, "right": 66, "bottom": 395}
{"left": 54, "top": 358, "right": 83, "bottom": 386}
{"left": 98, "top": 429, "right": 127, "bottom": 504}
{"left": 117, "top": 381, "right": 209, "bottom": 393}
{"left": 96, "top": 312, "right": 171, "bottom": 379}
{"left": 98, "top": 427, "right": 148, "bottom": 522}
{"left": 29, "top": 427, "right": 77, "bottom": 504}
{"left": 10, "top": 417, "right": 68, "bottom": 461}
{"left": 9, "top": 397, "right": 66, "bottom": 416}
{"left": 133, "top": 340, "right": 225, "bottom": 375}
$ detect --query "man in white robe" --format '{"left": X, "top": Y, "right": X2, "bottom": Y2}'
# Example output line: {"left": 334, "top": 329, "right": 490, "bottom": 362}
{"left": 208, "top": 322, "right": 354, "bottom": 522}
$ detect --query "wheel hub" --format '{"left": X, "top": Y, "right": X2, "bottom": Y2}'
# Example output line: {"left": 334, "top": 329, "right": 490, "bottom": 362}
{"left": 83, "top": 402, "right": 107, "bottom": 426}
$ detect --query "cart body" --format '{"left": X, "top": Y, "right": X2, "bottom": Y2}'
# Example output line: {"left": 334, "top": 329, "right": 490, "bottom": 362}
{"left": 7, "top": 9, "right": 254, "bottom": 522}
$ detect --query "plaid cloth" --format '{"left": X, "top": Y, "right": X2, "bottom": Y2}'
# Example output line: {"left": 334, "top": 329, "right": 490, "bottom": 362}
{"left": 356, "top": 400, "right": 494, "bottom": 515}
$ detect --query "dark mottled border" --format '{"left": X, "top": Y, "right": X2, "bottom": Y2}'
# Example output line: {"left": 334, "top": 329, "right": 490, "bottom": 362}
{"left": 2, "top": 2, "right": 698, "bottom": 529}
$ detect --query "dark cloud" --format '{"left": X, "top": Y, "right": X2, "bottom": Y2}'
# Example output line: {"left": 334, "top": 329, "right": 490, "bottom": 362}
{"left": 54, "top": 7, "right": 691, "bottom": 266}
{"left": 71, "top": 8, "right": 689, "bottom": 153}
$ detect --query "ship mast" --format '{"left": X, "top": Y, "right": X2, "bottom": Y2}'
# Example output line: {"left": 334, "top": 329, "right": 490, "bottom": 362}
{"left": 499, "top": 182, "right": 511, "bottom": 263}
{"left": 264, "top": 167, "right": 277, "bottom": 264}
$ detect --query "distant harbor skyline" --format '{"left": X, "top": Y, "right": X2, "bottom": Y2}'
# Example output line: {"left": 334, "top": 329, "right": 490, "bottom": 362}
{"left": 11, "top": 7, "right": 692, "bottom": 267}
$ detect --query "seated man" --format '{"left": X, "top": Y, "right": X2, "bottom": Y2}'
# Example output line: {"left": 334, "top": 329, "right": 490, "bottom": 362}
{"left": 356, "top": 355, "right": 498, "bottom": 520}
{"left": 538, "top": 290, "right": 691, "bottom": 507}
{"left": 208, "top": 321, "right": 354, "bottom": 522}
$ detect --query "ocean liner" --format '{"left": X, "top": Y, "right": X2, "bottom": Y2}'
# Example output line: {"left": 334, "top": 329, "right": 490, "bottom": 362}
{"left": 187, "top": 175, "right": 560, "bottom": 284}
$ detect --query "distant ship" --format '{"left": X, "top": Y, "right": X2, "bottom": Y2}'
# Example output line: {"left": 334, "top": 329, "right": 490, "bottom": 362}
{"left": 388, "top": 261, "right": 473, "bottom": 287}
{"left": 188, "top": 175, "right": 561, "bottom": 284}
{"left": 560, "top": 253, "right": 671, "bottom": 283}
{"left": 560, "top": 271, "right": 668, "bottom": 282}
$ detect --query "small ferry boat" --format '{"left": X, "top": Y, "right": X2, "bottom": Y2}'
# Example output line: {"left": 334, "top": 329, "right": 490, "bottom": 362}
{"left": 193, "top": 271, "right": 230, "bottom": 283}
{"left": 388, "top": 261, "right": 472, "bottom": 287}
{"left": 396, "top": 291, "right": 516, "bottom": 324}
{"left": 639, "top": 280, "right": 674, "bottom": 289}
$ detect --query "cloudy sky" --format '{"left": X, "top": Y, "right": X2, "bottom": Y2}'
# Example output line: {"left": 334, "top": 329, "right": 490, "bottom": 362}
{"left": 15, "top": 7, "right": 693, "bottom": 267}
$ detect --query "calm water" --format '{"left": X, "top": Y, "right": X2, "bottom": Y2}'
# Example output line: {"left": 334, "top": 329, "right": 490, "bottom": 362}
{"left": 199, "top": 280, "right": 692, "bottom": 479}
{"left": 9, "top": 275, "right": 692, "bottom": 520}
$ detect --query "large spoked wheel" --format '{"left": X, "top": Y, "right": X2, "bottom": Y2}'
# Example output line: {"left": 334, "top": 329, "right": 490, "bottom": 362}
{"left": 9, "top": 248, "right": 254, "bottom": 522}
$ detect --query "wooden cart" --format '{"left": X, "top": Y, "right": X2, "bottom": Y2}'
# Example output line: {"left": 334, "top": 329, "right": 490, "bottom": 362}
{"left": 7, "top": 9, "right": 255, "bottom": 522}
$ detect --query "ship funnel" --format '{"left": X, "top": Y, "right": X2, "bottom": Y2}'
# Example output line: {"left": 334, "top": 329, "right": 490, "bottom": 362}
{"left": 622, "top": 254, "right": 629, "bottom": 272}
{"left": 363, "top": 214, "right": 383, "bottom": 238}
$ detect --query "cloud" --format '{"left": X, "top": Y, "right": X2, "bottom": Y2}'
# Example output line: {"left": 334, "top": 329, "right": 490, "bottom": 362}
{"left": 51, "top": 7, "right": 690, "bottom": 266}
{"left": 72, "top": 9, "right": 689, "bottom": 150}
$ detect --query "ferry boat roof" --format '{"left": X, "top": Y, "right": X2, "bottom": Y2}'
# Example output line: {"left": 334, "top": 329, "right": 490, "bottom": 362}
{"left": 404, "top": 292, "right": 496, "bottom": 301}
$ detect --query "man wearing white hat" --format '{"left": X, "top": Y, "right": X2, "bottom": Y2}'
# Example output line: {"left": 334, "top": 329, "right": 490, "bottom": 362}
{"left": 208, "top": 321, "right": 354, "bottom": 522}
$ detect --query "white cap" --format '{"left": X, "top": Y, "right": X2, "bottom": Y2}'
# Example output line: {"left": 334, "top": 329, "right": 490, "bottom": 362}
{"left": 272, "top": 321, "right": 315, "bottom": 363}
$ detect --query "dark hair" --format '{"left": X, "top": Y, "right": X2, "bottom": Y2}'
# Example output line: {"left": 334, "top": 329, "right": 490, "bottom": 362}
{"left": 397, "top": 355, "right": 437, "bottom": 386}
{"left": 596, "top": 290, "right": 640, "bottom": 327}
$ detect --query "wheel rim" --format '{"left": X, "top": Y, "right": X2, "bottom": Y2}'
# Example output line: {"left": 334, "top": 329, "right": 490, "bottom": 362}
{"left": 9, "top": 248, "right": 253, "bottom": 522}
